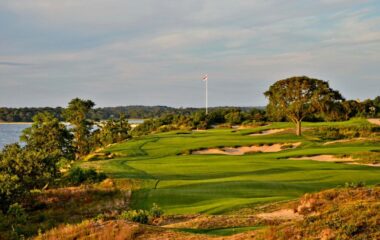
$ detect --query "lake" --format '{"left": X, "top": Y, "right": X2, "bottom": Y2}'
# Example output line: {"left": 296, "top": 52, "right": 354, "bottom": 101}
{"left": 0, "top": 123, "right": 32, "bottom": 149}
{"left": 0, "top": 119, "right": 144, "bottom": 150}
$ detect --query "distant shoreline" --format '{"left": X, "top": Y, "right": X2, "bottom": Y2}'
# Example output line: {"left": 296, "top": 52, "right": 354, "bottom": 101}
{"left": 0, "top": 122, "right": 32, "bottom": 125}
{"left": 0, "top": 120, "right": 144, "bottom": 125}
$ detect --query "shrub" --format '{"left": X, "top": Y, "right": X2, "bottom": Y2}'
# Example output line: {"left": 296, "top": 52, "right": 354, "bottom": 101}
{"left": 7, "top": 203, "right": 27, "bottom": 224}
{"left": 150, "top": 203, "right": 163, "bottom": 218}
{"left": 314, "top": 125, "right": 379, "bottom": 140}
{"left": 344, "top": 182, "right": 365, "bottom": 188}
{"left": 120, "top": 210, "right": 149, "bottom": 224}
{"left": 119, "top": 204, "right": 163, "bottom": 224}
{"left": 65, "top": 167, "right": 107, "bottom": 186}
{"left": 93, "top": 213, "right": 106, "bottom": 222}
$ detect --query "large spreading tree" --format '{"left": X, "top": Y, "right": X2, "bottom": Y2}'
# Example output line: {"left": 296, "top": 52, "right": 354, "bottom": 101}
{"left": 264, "top": 76, "right": 344, "bottom": 136}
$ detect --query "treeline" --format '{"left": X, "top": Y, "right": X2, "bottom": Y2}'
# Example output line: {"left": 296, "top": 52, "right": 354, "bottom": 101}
{"left": 132, "top": 96, "right": 380, "bottom": 135}
{"left": 1, "top": 97, "right": 380, "bottom": 123}
{"left": 0, "top": 105, "right": 260, "bottom": 122}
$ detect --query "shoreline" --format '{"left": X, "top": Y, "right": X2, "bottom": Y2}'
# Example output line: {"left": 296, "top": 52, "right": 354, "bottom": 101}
{"left": 0, "top": 122, "right": 32, "bottom": 125}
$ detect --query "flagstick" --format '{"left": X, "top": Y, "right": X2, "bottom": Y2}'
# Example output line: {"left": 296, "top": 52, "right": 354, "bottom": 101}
{"left": 205, "top": 77, "right": 208, "bottom": 115}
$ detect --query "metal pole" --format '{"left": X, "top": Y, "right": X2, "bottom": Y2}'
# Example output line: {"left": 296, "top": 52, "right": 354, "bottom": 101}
{"left": 206, "top": 78, "right": 208, "bottom": 115}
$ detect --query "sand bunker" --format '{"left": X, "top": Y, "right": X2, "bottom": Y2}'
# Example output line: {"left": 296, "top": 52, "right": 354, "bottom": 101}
{"left": 256, "top": 209, "right": 303, "bottom": 221}
{"left": 289, "top": 155, "right": 380, "bottom": 167}
{"left": 368, "top": 118, "right": 380, "bottom": 126}
{"left": 250, "top": 129, "right": 286, "bottom": 136}
{"left": 193, "top": 142, "right": 301, "bottom": 156}
{"left": 345, "top": 162, "right": 380, "bottom": 167}
{"left": 289, "top": 155, "right": 354, "bottom": 162}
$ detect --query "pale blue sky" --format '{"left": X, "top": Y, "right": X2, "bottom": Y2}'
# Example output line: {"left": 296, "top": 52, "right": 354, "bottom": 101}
{"left": 0, "top": 0, "right": 379, "bottom": 107}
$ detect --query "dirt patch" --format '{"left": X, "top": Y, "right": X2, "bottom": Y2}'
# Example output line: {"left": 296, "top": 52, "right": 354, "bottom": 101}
{"left": 256, "top": 209, "right": 302, "bottom": 221}
{"left": 192, "top": 142, "right": 301, "bottom": 155}
{"left": 368, "top": 118, "right": 380, "bottom": 126}
{"left": 250, "top": 129, "right": 286, "bottom": 136}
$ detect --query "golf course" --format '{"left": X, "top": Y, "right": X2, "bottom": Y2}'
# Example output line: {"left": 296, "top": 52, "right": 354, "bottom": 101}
{"left": 80, "top": 118, "right": 380, "bottom": 215}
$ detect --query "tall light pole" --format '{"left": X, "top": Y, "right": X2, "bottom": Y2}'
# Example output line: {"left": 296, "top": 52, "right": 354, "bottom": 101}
{"left": 202, "top": 74, "right": 208, "bottom": 115}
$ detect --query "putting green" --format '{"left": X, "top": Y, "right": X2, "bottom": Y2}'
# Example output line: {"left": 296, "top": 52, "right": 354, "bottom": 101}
{"left": 81, "top": 119, "right": 380, "bottom": 214}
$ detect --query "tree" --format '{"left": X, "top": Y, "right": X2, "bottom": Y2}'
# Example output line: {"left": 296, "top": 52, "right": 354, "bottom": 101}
{"left": 0, "top": 143, "right": 65, "bottom": 212}
{"left": 225, "top": 110, "right": 243, "bottom": 125}
{"left": 63, "top": 98, "right": 95, "bottom": 159}
{"left": 93, "top": 114, "right": 131, "bottom": 148}
{"left": 0, "top": 144, "right": 25, "bottom": 212}
{"left": 20, "top": 112, "right": 74, "bottom": 176}
{"left": 264, "top": 76, "right": 344, "bottom": 136}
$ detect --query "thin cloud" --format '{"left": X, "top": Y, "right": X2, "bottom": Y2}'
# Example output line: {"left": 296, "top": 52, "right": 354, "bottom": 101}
{"left": 0, "top": 61, "right": 32, "bottom": 67}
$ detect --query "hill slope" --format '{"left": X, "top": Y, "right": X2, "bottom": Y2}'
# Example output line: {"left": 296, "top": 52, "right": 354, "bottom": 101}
{"left": 81, "top": 119, "right": 380, "bottom": 214}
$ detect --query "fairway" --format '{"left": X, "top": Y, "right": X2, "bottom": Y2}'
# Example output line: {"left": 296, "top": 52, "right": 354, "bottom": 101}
{"left": 81, "top": 119, "right": 380, "bottom": 214}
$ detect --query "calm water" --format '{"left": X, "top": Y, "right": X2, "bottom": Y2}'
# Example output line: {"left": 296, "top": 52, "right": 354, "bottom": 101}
{"left": 0, "top": 123, "right": 31, "bottom": 149}
{"left": 0, "top": 119, "right": 144, "bottom": 150}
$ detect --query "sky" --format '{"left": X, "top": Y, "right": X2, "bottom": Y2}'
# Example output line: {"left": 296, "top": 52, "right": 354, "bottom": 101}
{"left": 0, "top": 0, "right": 379, "bottom": 108}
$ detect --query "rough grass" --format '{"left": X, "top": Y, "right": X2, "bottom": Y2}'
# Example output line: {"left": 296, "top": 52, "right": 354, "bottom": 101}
{"left": 259, "top": 186, "right": 380, "bottom": 240}
{"left": 80, "top": 118, "right": 380, "bottom": 214}
{"left": 0, "top": 180, "right": 130, "bottom": 239}
{"left": 34, "top": 186, "right": 380, "bottom": 240}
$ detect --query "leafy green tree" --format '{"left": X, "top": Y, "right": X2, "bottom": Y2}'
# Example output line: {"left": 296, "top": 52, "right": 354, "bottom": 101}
{"left": 225, "top": 110, "right": 242, "bottom": 125}
{"left": 0, "top": 113, "right": 74, "bottom": 212}
{"left": 94, "top": 114, "right": 131, "bottom": 147}
{"left": 264, "top": 76, "right": 344, "bottom": 136}
{"left": 0, "top": 151, "right": 24, "bottom": 213}
{"left": 63, "top": 98, "right": 95, "bottom": 159}
{"left": 21, "top": 112, "right": 74, "bottom": 175}
{"left": 0, "top": 143, "right": 62, "bottom": 212}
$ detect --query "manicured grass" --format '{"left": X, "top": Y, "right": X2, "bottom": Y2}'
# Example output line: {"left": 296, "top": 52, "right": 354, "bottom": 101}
{"left": 80, "top": 118, "right": 380, "bottom": 214}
